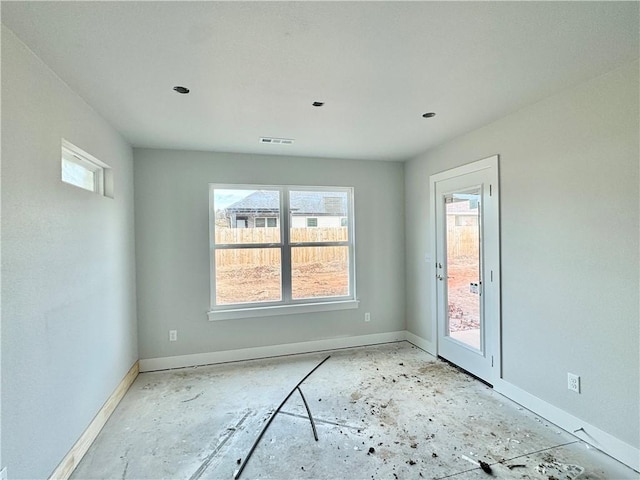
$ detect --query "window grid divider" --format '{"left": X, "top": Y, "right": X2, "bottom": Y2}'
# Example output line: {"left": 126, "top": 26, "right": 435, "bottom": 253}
{"left": 209, "top": 184, "right": 355, "bottom": 315}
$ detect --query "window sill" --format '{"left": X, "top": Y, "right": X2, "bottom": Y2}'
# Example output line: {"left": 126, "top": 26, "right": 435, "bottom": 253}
{"left": 208, "top": 299, "right": 359, "bottom": 321}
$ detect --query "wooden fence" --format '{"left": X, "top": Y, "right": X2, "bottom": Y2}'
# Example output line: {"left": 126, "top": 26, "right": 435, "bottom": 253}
{"left": 214, "top": 227, "right": 349, "bottom": 266}
{"left": 446, "top": 221, "right": 479, "bottom": 259}
{"left": 215, "top": 227, "right": 348, "bottom": 244}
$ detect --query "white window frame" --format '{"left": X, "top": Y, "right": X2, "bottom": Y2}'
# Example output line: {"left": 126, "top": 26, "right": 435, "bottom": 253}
{"left": 208, "top": 184, "right": 358, "bottom": 321}
{"left": 61, "top": 139, "right": 113, "bottom": 197}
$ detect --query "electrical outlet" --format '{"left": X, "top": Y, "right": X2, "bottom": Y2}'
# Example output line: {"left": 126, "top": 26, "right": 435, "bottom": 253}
{"left": 568, "top": 373, "right": 580, "bottom": 393}
{"left": 364, "top": 312, "right": 371, "bottom": 322}
{"left": 169, "top": 330, "right": 177, "bottom": 342}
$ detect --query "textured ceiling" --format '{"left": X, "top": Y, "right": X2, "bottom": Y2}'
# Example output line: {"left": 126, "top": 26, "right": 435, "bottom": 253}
{"left": 2, "top": 1, "right": 638, "bottom": 161}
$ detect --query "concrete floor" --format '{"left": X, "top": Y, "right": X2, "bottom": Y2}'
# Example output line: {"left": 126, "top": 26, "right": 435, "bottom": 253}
{"left": 72, "top": 342, "right": 638, "bottom": 480}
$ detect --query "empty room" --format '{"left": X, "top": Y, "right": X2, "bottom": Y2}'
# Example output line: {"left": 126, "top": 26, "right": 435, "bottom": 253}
{"left": 1, "top": 2, "right": 638, "bottom": 479}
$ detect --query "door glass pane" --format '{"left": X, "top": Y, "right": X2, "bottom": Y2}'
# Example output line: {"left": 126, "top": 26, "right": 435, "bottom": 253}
{"left": 445, "top": 190, "right": 481, "bottom": 350}
{"left": 291, "top": 246, "right": 349, "bottom": 299}
{"left": 215, "top": 248, "right": 281, "bottom": 304}
{"left": 213, "top": 189, "right": 280, "bottom": 244}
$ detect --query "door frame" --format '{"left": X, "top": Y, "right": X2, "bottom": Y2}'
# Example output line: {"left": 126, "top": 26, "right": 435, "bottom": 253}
{"left": 429, "top": 155, "right": 501, "bottom": 384}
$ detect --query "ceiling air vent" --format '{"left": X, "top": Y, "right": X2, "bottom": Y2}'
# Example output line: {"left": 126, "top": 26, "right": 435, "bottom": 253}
{"left": 260, "top": 137, "right": 295, "bottom": 145}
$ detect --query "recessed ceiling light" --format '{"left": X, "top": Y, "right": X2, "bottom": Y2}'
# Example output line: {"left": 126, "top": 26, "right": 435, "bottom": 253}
{"left": 173, "top": 86, "right": 190, "bottom": 94}
{"left": 312, "top": 101, "right": 324, "bottom": 107}
{"left": 422, "top": 112, "right": 436, "bottom": 118}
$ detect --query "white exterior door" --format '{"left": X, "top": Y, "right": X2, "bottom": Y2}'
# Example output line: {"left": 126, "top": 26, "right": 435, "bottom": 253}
{"left": 431, "top": 156, "right": 501, "bottom": 384}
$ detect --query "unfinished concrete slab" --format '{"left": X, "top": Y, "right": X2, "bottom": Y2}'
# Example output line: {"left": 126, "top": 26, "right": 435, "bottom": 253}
{"left": 71, "top": 343, "right": 638, "bottom": 479}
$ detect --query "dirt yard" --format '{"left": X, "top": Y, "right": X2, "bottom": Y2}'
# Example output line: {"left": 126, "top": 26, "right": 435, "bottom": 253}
{"left": 216, "top": 261, "right": 348, "bottom": 305}
{"left": 447, "top": 257, "right": 480, "bottom": 332}
{"left": 215, "top": 254, "right": 477, "bottom": 329}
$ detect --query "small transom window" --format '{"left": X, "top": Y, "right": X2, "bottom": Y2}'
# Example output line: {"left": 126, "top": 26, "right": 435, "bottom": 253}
{"left": 61, "top": 139, "right": 112, "bottom": 197}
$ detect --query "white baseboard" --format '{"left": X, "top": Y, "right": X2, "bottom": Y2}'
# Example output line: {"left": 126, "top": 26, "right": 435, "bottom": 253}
{"left": 404, "top": 333, "right": 638, "bottom": 471}
{"left": 49, "top": 362, "right": 139, "bottom": 480}
{"left": 140, "top": 331, "right": 638, "bottom": 472}
{"left": 494, "top": 379, "right": 639, "bottom": 472}
{"left": 139, "top": 331, "right": 407, "bottom": 372}
{"left": 404, "top": 331, "right": 436, "bottom": 355}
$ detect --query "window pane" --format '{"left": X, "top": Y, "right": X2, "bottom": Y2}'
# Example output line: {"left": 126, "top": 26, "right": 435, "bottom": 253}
{"left": 215, "top": 249, "right": 281, "bottom": 304}
{"left": 291, "top": 246, "right": 349, "bottom": 299}
{"left": 290, "top": 190, "right": 349, "bottom": 243}
{"left": 62, "top": 157, "right": 96, "bottom": 192}
{"left": 214, "top": 189, "right": 280, "bottom": 244}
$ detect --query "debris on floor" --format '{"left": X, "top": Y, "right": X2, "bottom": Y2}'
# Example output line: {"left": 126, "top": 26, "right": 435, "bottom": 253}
{"left": 69, "top": 343, "right": 637, "bottom": 480}
{"left": 535, "top": 452, "right": 585, "bottom": 479}
{"left": 479, "top": 460, "right": 493, "bottom": 474}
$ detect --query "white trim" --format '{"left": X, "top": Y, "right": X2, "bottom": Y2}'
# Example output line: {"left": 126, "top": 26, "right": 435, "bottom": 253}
{"left": 61, "top": 155, "right": 103, "bottom": 193}
{"left": 61, "top": 139, "right": 110, "bottom": 170}
{"left": 429, "top": 155, "right": 501, "bottom": 384}
{"left": 208, "top": 299, "right": 359, "bottom": 321}
{"left": 428, "top": 175, "right": 439, "bottom": 361}
{"left": 61, "top": 139, "right": 113, "bottom": 198}
{"left": 494, "top": 379, "right": 640, "bottom": 472}
{"left": 404, "top": 331, "right": 436, "bottom": 356}
{"left": 138, "top": 332, "right": 638, "bottom": 471}
{"left": 209, "top": 184, "right": 356, "bottom": 311}
{"left": 139, "top": 331, "right": 406, "bottom": 372}
{"left": 430, "top": 155, "right": 498, "bottom": 183}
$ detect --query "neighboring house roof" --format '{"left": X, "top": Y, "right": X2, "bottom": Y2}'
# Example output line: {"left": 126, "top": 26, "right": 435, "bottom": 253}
{"left": 225, "top": 190, "right": 279, "bottom": 213}
{"left": 446, "top": 197, "right": 479, "bottom": 214}
{"left": 225, "top": 190, "right": 347, "bottom": 216}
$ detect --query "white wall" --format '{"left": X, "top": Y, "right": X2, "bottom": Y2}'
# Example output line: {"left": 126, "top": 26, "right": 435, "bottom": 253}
{"left": 134, "top": 149, "right": 405, "bottom": 362}
{"left": 1, "top": 26, "right": 138, "bottom": 479}
{"left": 405, "top": 61, "right": 639, "bottom": 450}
